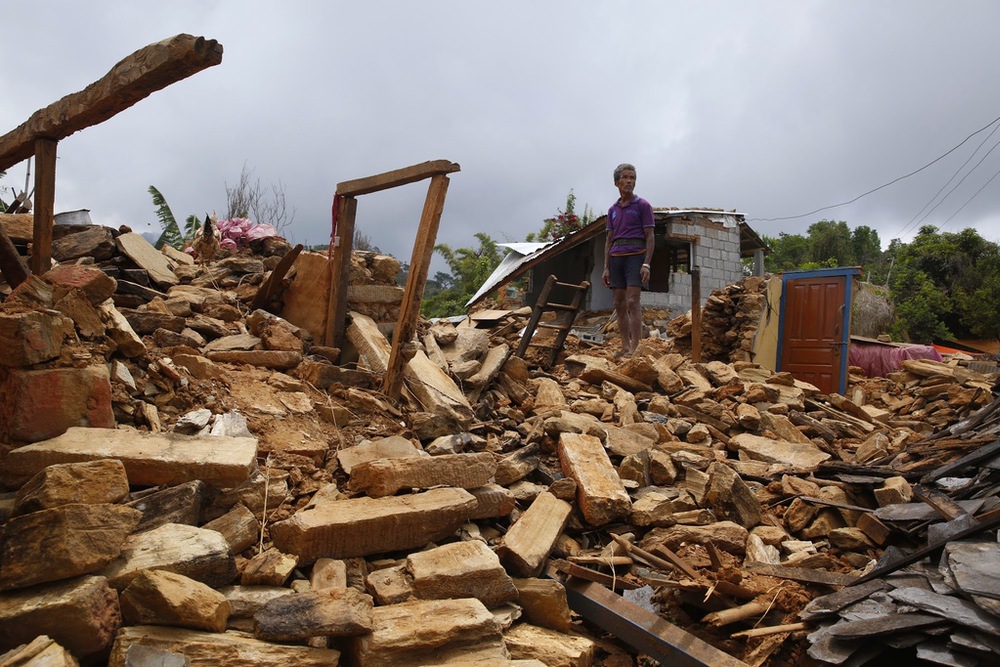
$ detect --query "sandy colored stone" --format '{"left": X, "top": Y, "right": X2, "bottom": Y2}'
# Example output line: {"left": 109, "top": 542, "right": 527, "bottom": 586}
{"left": 0, "top": 504, "right": 142, "bottom": 590}
{"left": 3, "top": 427, "right": 257, "bottom": 488}
{"left": 107, "top": 625, "right": 341, "bottom": 667}
{"left": 120, "top": 569, "right": 230, "bottom": 632}
{"left": 0, "top": 635, "right": 80, "bottom": 667}
{"left": 12, "top": 459, "right": 129, "bottom": 516}
{"left": 241, "top": 549, "right": 297, "bottom": 586}
{"left": 641, "top": 521, "right": 750, "bottom": 556}
{"left": 504, "top": 623, "right": 595, "bottom": 667}
{"left": 101, "top": 523, "right": 236, "bottom": 591}
{"left": 497, "top": 492, "right": 573, "bottom": 577}
{"left": 253, "top": 587, "right": 374, "bottom": 641}
{"left": 558, "top": 433, "right": 630, "bottom": 526}
{"left": 336, "top": 435, "right": 425, "bottom": 474}
{"left": 407, "top": 540, "right": 517, "bottom": 609}
{"left": 348, "top": 598, "right": 503, "bottom": 667}
{"left": 512, "top": 578, "right": 572, "bottom": 633}
{"left": 270, "top": 487, "right": 478, "bottom": 564}
{"left": 0, "top": 575, "right": 120, "bottom": 658}
{"left": 350, "top": 452, "right": 497, "bottom": 497}
{"left": 729, "top": 433, "right": 830, "bottom": 469}
{"left": 202, "top": 503, "right": 260, "bottom": 554}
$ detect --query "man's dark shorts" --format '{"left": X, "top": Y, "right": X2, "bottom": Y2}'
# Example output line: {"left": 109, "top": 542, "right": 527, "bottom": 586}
{"left": 609, "top": 254, "right": 644, "bottom": 289}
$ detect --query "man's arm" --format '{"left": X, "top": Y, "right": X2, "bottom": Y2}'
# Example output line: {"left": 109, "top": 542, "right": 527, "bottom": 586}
{"left": 640, "top": 226, "right": 654, "bottom": 285}
{"left": 602, "top": 229, "right": 613, "bottom": 288}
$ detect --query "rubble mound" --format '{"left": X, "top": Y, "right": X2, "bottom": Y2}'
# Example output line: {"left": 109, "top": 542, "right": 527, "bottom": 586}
{"left": 1, "top": 223, "right": 999, "bottom": 666}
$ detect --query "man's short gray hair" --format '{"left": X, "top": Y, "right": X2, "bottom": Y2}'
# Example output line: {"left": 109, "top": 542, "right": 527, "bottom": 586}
{"left": 614, "top": 163, "right": 636, "bottom": 182}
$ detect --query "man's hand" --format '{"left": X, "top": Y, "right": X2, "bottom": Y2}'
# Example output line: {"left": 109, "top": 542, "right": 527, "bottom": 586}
{"left": 640, "top": 264, "right": 650, "bottom": 285}
{"left": 602, "top": 267, "right": 611, "bottom": 288}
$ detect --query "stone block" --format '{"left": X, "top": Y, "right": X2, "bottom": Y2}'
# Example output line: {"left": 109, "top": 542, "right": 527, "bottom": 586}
{"left": 558, "top": 433, "right": 630, "bottom": 526}
{"left": 120, "top": 569, "right": 230, "bottom": 632}
{"left": 497, "top": 492, "right": 572, "bottom": 577}
{"left": 349, "top": 452, "right": 497, "bottom": 497}
{"left": 44, "top": 264, "right": 117, "bottom": 305}
{"left": 0, "top": 311, "right": 67, "bottom": 367}
{"left": 3, "top": 427, "right": 257, "bottom": 488}
{"left": 512, "top": 578, "right": 572, "bottom": 633}
{"left": 101, "top": 523, "right": 236, "bottom": 591}
{"left": 348, "top": 598, "right": 503, "bottom": 667}
{"left": 269, "top": 487, "right": 477, "bottom": 564}
{"left": 253, "top": 587, "right": 374, "bottom": 642}
{"left": 504, "top": 623, "right": 595, "bottom": 667}
{"left": 407, "top": 540, "right": 517, "bottom": 609}
{"left": 1, "top": 366, "right": 114, "bottom": 443}
{"left": 202, "top": 504, "right": 260, "bottom": 554}
{"left": 0, "top": 504, "right": 142, "bottom": 590}
{"left": 108, "top": 625, "right": 341, "bottom": 667}
{"left": 12, "top": 459, "right": 129, "bottom": 516}
{"left": 336, "top": 435, "right": 425, "bottom": 475}
{"left": 0, "top": 575, "right": 120, "bottom": 658}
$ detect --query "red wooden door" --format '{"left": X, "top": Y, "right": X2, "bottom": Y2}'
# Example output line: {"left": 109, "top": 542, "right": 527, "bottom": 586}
{"left": 781, "top": 275, "right": 847, "bottom": 394}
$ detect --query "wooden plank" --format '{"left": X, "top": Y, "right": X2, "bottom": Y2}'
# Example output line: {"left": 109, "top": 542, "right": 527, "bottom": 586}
{"left": 552, "top": 559, "right": 643, "bottom": 591}
{"left": 385, "top": 173, "right": 450, "bottom": 400}
{"left": 746, "top": 562, "right": 856, "bottom": 587}
{"left": 30, "top": 138, "right": 57, "bottom": 275}
{"left": 336, "top": 160, "right": 460, "bottom": 197}
{"left": 912, "top": 484, "right": 969, "bottom": 521}
{"left": 250, "top": 243, "right": 303, "bottom": 310}
{"left": 325, "top": 196, "right": 357, "bottom": 347}
{"left": 550, "top": 567, "right": 750, "bottom": 667}
{"left": 0, "top": 35, "right": 223, "bottom": 172}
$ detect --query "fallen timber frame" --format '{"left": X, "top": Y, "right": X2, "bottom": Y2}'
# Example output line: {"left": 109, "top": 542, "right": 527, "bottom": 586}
{"left": 548, "top": 566, "right": 750, "bottom": 667}
{"left": 0, "top": 34, "right": 223, "bottom": 278}
{"left": 329, "top": 159, "right": 460, "bottom": 400}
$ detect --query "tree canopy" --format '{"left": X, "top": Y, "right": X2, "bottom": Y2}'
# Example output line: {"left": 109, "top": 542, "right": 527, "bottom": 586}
{"left": 764, "top": 221, "right": 1000, "bottom": 343}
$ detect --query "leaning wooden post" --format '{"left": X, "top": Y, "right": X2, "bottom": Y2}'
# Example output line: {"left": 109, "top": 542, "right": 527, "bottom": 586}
{"left": 30, "top": 138, "right": 57, "bottom": 275}
{"left": 324, "top": 196, "right": 357, "bottom": 347}
{"left": 690, "top": 265, "right": 702, "bottom": 363}
{"left": 384, "top": 174, "right": 450, "bottom": 400}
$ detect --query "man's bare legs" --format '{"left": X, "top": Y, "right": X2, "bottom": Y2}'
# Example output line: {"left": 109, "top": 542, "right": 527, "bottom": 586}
{"left": 613, "top": 285, "right": 643, "bottom": 356}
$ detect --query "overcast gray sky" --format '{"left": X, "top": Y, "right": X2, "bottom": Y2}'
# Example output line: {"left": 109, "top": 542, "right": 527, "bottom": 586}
{"left": 3, "top": 1, "right": 1000, "bottom": 269}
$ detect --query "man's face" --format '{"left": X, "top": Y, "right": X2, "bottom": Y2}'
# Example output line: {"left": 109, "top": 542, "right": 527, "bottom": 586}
{"left": 616, "top": 169, "right": 636, "bottom": 197}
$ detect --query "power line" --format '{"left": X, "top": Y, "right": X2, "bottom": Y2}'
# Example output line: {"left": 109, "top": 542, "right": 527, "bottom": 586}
{"left": 907, "top": 134, "right": 1000, "bottom": 233}
{"left": 892, "top": 120, "right": 1000, "bottom": 240}
{"left": 747, "top": 112, "right": 1000, "bottom": 223}
{"left": 941, "top": 161, "right": 1000, "bottom": 228}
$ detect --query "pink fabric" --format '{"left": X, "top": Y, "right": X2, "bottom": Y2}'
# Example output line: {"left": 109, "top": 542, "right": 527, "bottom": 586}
{"left": 215, "top": 217, "right": 276, "bottom": 248}
{"left": 849, "top": 342, "right": 943, "bottom": 377}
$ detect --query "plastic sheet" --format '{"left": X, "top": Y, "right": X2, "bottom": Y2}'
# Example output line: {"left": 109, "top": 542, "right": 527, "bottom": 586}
{"left": 848, "top": 342, "right": 943, "bottom": 377}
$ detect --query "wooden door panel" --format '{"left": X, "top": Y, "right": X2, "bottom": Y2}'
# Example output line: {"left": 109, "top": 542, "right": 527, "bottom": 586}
{"left": 781, "top": 276, "right": 847, "bottom": 394}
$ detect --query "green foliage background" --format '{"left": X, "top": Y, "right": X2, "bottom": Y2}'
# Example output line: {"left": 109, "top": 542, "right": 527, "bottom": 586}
{"left": 763, "top": 221, "right": 1000, "bottom": 343}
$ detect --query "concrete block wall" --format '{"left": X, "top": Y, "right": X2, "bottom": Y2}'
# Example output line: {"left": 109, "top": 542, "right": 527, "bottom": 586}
{"left": 642, "top": 217, "right": 743, "bottom": 317}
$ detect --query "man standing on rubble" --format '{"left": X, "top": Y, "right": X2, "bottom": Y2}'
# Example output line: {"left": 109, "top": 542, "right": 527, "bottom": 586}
{"left": 602, "top": 163, "right": 654, "bottom": 357}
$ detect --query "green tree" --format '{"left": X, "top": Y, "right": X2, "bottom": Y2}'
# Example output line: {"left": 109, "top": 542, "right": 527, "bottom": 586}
{"left": 807, "top": 220, "right": 853, "bottom": 266}
{"left": 526, "top": 190, "right": 595, "bottom": 242}
{"left": 762, "top": 232, "right": 810, "bottom": 272}
{"left": 887, "top": 225, "right": 1000, "bottom": 342}
{"left": 148, "top": 186, "right": 199, "bottom": 250}
{"left": 422, "top": 232, "right": 503, "bottom": 317}
{"left": 851, "top": 225, "right": 883, "bottom": 276}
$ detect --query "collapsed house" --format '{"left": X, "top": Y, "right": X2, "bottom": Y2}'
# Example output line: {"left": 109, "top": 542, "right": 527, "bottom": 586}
{"left": 2, "top": 33, "right": 1000, "bottom": 667}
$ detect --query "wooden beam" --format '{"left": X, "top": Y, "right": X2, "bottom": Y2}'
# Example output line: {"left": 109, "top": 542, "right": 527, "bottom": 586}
{"left": 690, "top": 266, "right": 702, "bottom": 363}
{"left": 336, "top": 160, "right": 460, "bottom": 197}
{"left": 30, "top": 139, "right": 57, "bottom": 275}
{"left": 0, "top": 223, "right": 29, "bottom": 288}
{"left": 250, "top": 243, "right": 303, "bottom": 311}
{"left": 0, "top": 34, "right": 223, "bottom": 172}
{"left": 384, "top": 174, "right": 450, "bottom": 399}
{"left": 550, "top": 567, "right": 750, "bottom": 667}
{"left": 325, "top": 196, "right": 357, "bottom": 347}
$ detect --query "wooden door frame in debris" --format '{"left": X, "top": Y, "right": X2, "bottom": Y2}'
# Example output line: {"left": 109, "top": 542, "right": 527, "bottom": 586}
{"left": 0, "top": 34, "right": 224, "bottom": 281}
{"left": 329, "top": 160, "right": 461, "bottom": 399}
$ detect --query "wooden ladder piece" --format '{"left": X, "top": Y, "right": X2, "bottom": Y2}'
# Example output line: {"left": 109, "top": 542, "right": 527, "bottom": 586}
{"left": 514, "top": 275, "right": 590, "bottom": 368}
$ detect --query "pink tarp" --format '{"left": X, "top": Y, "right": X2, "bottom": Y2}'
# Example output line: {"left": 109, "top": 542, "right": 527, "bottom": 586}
{"left": 848, "top": 342, "right": 943, "bottom": 378}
